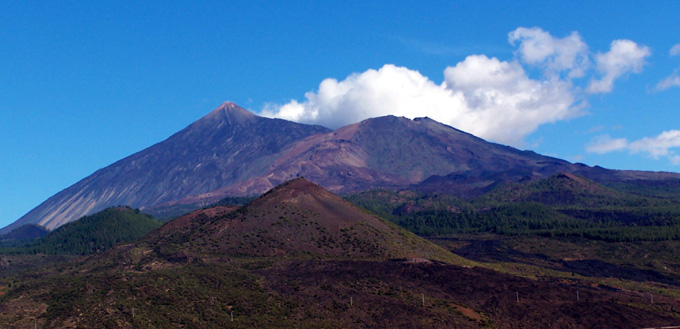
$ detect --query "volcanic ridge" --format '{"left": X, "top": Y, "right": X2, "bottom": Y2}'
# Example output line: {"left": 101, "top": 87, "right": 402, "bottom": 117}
{"left": 4, "top": 101, "right": 680, "bottom": 234}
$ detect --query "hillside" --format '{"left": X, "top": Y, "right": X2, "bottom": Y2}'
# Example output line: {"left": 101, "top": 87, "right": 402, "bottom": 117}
{"left": 148, "top": 178, "right": 461, "bottom": 263}
{"left": 348, "top": 173, "right": 680, "bottom": 241}
{"left": 477, "top": 173, "right": 619, "bottom": 206}
{"left": 205, "top": 115, "right": 587, "bottom": 197}
{"left": 0, "top": 207, "right": 161, "bottom": 255}
{"left": 1, "top": 180, "right": 679, "bottom": 328}
{"left": 145, "top": 196, "right": 254, "bottom": 222}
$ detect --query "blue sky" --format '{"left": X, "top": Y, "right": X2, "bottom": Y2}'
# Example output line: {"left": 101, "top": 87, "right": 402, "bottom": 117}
{"left": 1, "top": 1, "right": 679, "bottom": 229}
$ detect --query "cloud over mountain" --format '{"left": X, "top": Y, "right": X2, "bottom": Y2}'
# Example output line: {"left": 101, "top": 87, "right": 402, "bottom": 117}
{"left": 587, "top": 130, "right": 680, "bottom": 165}
{"left": 586, "top": 135, "right": 629, "bottom": 154}
{"left": 630, "top": 130, "right": 680, "bottom": 165}
{"left": 261, "top": 27, "right": 650, "bottom": 147}
{"left": 260, "top": 59, "right": 579, "bottom": 147}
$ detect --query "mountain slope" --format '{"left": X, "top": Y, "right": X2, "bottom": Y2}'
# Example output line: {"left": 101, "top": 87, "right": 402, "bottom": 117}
{"left": 2, "top": 103, "right": 330, "bottom": 233}
{"left": 206, "top": 116, "right": 579, "bottom": 197}
{"left": 149, "top": 178, "right": 462, "bottom": 263}
{"left": 5, "top": 102, "right": 680, "bottom": 233}
{"left": 478, "top": 173, "right": 620, "bottom": 206}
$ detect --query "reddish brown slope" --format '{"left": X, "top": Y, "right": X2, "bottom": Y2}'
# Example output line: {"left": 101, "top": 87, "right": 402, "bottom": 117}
{"left": 204, "top": 115, "right": 575, "bottom": 199}
{"left": 158, "top": 178, "right": 461, "bottom": 262}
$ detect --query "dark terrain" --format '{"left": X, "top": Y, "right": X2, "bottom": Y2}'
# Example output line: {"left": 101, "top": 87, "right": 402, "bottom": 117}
{"left": 444, "top": 237, "right": 680, "bottom": 286}
{"left": 1, "top": 179, "right": 679, "bottom": 328}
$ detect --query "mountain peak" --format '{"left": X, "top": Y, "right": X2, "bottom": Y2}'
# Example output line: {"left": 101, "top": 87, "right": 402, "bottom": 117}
{"left": 246, "top": 177, "right": 341, "bottom": 212}
{"left": 260, "top": 177, "right": 322, "bottom": 197}
{"left": 1, "top": 102, "right": 331, "bottom": 234}
{"left": 200, "top": 101, "right": 257, "bottom": 126}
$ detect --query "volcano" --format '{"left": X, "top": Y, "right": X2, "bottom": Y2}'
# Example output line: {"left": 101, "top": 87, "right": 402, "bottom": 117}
{"left": 4, "top": 102, "right": 679, "bottom": 234}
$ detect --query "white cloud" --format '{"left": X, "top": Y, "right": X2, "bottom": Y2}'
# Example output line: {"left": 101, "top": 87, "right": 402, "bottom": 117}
{"left": 655, "top": 71, "right": 680, "bottom": 91}
{"left": 587, "top": 130, "right": 680, "bottom": 165}
{"left": 670, "top": 44, "right": 680, "bottom": 56}
{"left": 262, "top": 59, "right": 581, "bottom": 147}
{"left": 442, "top": 56, "right": 581, "bottom": 144}
{"left": 262, "top": 64, "right": 458, "bottom": 131}
{"left": 586, "top": 135, "right": 629, "bottom": 154}
{"left": 509, "top": 27, "right": 589, "bottom": 77}
{"left": 262, "top": 27, "right": 651, "bottom": 147}
{"left": 587, "top": 40, "right": 651, "bottom": 93}
{"left": 629, "top": 130, "right": 680, "bottom": 159}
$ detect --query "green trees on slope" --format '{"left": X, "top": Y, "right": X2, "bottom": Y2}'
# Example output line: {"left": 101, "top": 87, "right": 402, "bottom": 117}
{"left": 0, "top": 207, "right": 161, "bottom": 255}
{"left": 346, "top": 181, "right": 680, "bottom": 242}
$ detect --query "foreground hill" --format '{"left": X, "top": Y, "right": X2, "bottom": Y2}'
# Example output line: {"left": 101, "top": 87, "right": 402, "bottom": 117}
{"left": 1, "top": 179, "right": 678, "bottom": 328}
{"left": 5, "top": 101, "right": 680, "bottom": 234}
{"left": 148, "top": 178, "right": 461, "bottom": 262}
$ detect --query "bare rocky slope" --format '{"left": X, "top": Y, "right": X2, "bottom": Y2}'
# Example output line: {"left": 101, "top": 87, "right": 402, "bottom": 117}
{"left": 1, "top": 103, "right": 329, "bottom": 233}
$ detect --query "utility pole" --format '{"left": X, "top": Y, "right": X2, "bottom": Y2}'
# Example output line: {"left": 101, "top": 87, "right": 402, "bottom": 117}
{"left": 516, "top": 292, "right": 519, "bottom": 303}
{"left": 422, "top": 294, "right": 425, "bottom": 307}
{"left": 577, "top": 290, "right": 580, "bottom": 302}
